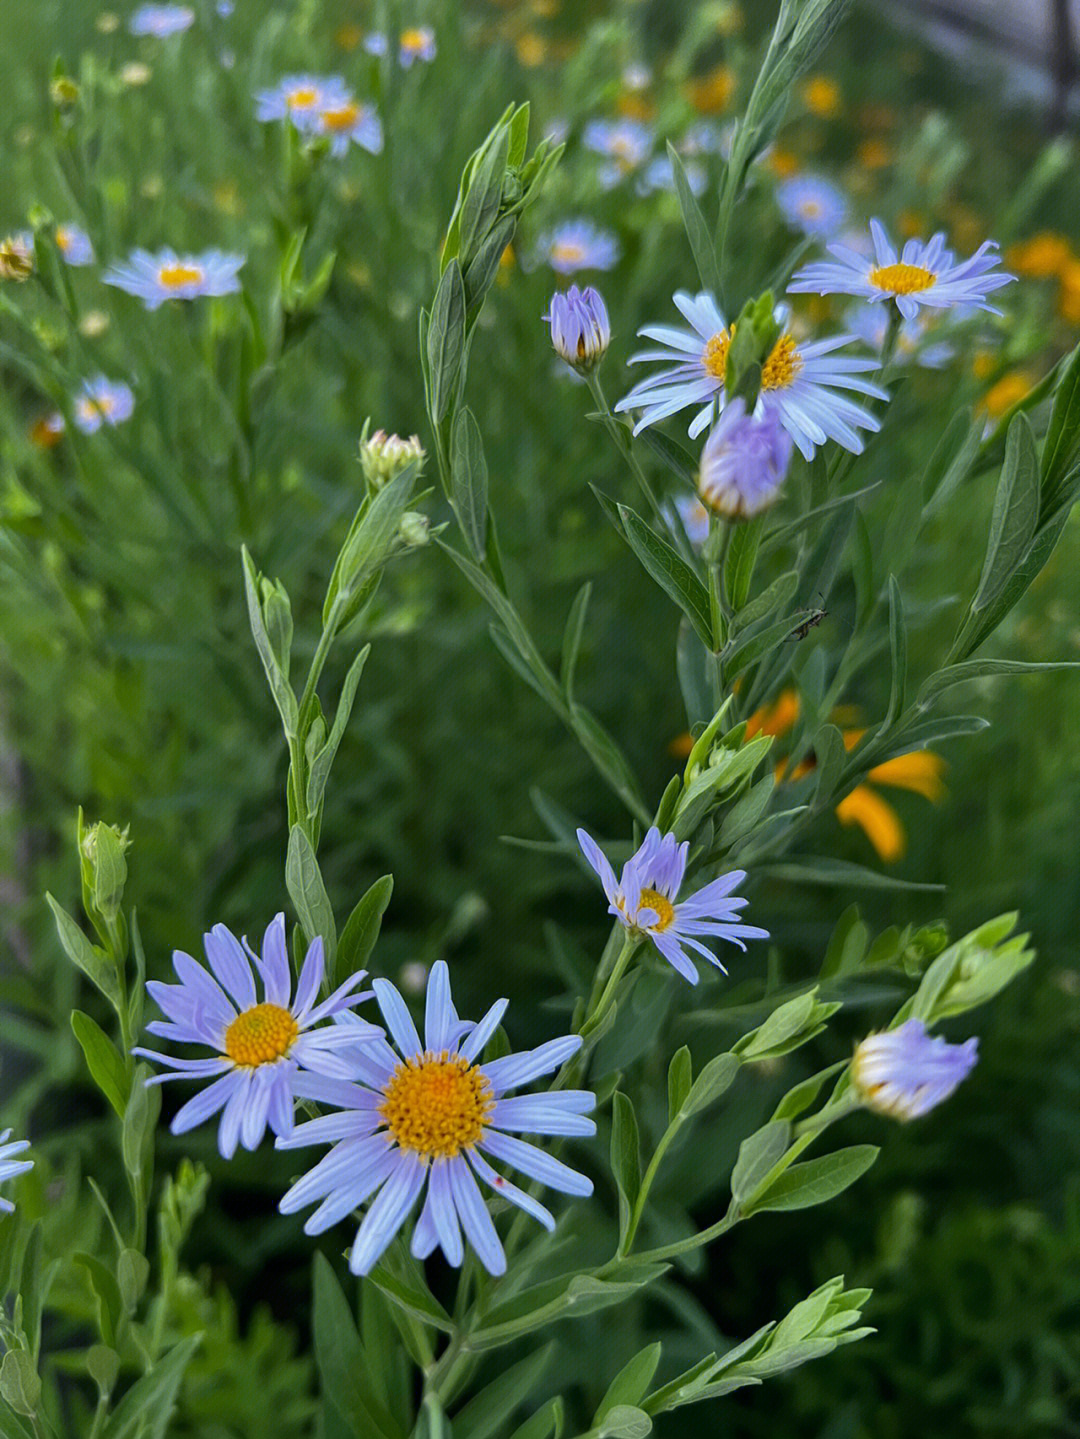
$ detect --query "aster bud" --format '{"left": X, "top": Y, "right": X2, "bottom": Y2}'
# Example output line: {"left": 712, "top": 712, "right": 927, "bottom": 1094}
{"left": 851, "top": 1018, "right": 978, "bottom": 1121}
{"left": 397, "top": 511, "right": 430, "bottom": 547}
{"left": 698, "top": 397, "right": 793, "bottom": 519}
{"left": 79, "top": 819, "right": 131, "bottom": 926}
{"left": 544, "top": 285, "right": 610, "bottom": 373}
{"left": 0, "top": 235, "right": 34, "bottom": 282}
{"left": 359, "top": 423, "right": 426, "bottom": 491}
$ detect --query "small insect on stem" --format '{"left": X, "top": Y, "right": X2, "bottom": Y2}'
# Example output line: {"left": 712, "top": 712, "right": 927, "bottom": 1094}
{"left": 788, "top": 594, "right": 828, "bottom": 641}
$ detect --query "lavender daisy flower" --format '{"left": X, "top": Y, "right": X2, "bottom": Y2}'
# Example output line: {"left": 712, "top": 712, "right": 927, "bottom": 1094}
{"left": 614, "top": 291, "right": 886, "bottom": 455}
{"left": 398, "top": 26, "right": 437, "bottom": 66}
{"left": 847, "top": 304, "right": 954, "bottom": 369}
{"left": 536, "top": 220, "right": 620, "bottom": 275}
{"left": 775, "top": 175, "right": 848, "bottom": 239}
{"left": 852, "top": 1018, "right": 978, "bottom": 1120}
{"left": 313, "top": 99, "right": 383, "bottom": 156}
{"left": 132, "top": 913, "right": 377, "bottom": 1159}
{"left": 363, "top": 31, "right": 389, "bottom": 57}
{"left": 789, "top": 218, "right": 1016, "bottom": 320}
{"left": 544, "top": 284, "right": 610, "bottom": 372}
{"left": 254, "top": 75, "right": 352, "bottom": 129}
{"left": 56, "top": 224, "right": 94, "bottom": 267}
{"left": 0, "top": 1131, "right": 33, "bottom": 1213}
{"left": 698, "top": 397, "right": 794, "bottom": 518}
{"left": 583, "top": 119, "right": 653, "bottom": 189}
{"left": 73, "top": 377, "right": 135, "bottom": 434}
{"left": 129, "top": 4, "right": 195, "bottom": 37}
{"left": 103, "top": 248, "right": 244, "bottom": 309}
{"left": 277, "top": 960, "right": 594, "bottom": 1277}
{"left": 636, "top": 155, "right": 707, "bottom": 197}
{"left": 577, "top": 826, "right": 770, "bottom": 984}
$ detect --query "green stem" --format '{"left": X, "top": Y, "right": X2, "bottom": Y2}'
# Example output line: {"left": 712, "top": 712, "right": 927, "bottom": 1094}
{"left": 620, "top": 1116, "right": 683, "bottom": 1254}
{"left": 585, "top": 373, "right": 681, "bottom": 542}
{"left": 580, "top": 934, "right": 639, "bottom": 1039}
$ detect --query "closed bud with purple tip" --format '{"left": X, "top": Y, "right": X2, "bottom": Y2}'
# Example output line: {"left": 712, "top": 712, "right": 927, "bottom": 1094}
{"left": 697, "top": 397, "right": 794, "bottom": 520}
{"left": 544, "top": 285, "right": 610, "bottom": 374}
{"left": 852, "top": 1018, "right": 978, "bottom": 1121}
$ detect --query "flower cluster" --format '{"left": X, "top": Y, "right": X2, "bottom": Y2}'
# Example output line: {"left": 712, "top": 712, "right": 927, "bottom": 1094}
{"left": 255, "top": 75, "right": 383, "bottom": 155}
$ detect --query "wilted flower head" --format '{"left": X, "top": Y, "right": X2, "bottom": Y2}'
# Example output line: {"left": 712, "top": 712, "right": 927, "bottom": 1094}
{"left": 544, "top": 285, "right": 610, "bottom": 373}
{"left": 789, "top": 218, "right": 1016, "bottom": 320}
{"left": 73, "top": 377, "right": 135, "bottom": 434}
{"left": 277, "top": 959, "right": 594, "bottom": 1276}
{"left": 698, "top": 397, "right": 794, "bottom": 519}
{"left": 852, "top": 1018, "right": 978, "bottom": 1120}
{"left": 0, "top": 1131, "right": 33, "bottom": 1213}
{"left": 132, "top": 913, "right": 378, "bottom": 1159}
{"left": 359, "top": 427, "right": 425, "bottom": 489}
{"left": 577, "top": 826, "right": 769, "bottom": 984}
{"left": 0, "top": 233, "right": 34, "bottom": 282}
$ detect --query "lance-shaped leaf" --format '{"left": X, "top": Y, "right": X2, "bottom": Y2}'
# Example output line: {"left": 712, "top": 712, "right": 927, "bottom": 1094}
{"left": 286, "top": 826, "right": 337, "bottom": 959}
{"left": 71, "top": 1011, "right": 130, "bottom": 1119}
{"left": 617, "top": 504, "right": 713, "bottom": 647}
{"left": 741, "top": 1145, "right": 879, "bottom": 1215}
{"left": 450, "top": 407, "right": 489, "bottom": 562}
{"left": 972, "top": 412, "right": 1039, "bottom": 613}
{"left": 667, "top": 141, "right": 721, "bottom": 296}
{"left": 428, "top": 259, "right": 466, "bottom": 423}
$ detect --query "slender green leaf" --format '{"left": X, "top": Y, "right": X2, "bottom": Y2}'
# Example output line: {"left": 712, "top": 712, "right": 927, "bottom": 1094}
{"left": 336, "top": 875, "right": 393, "bottom": 987}
{"left": 666, "top": 142, "right": 721, "bottom": 295}
{"left": 1040, "top": 342, "right": 1080, "bottom": 514}
{"left": 453, "top": 1345, "right": 553, "bottom": 1439}
{"left": 972, "top": 413, "right": 1039, "bottom": 611}
{"left": 560, "top": 582, "right": 592, "bottom": 702}
{"left": 451, "top": 408, "right": 489, "bottom": 562}
{"left": 312, "top": 1254, "right": 403, "bottom": 1439}
{"left": 742, "top": 1145, "right": 879, "bottom": 1214}
{"left": 70, "top": 1011, "right": 130, "bottom": 1119}
{"left": 306, "top": 646, "right": 371, "bottom": 818}
{"left": 367, "top": 1266, "right": 455, "bottom": 1333}
{"left": 667, "top": 1048, "right": 692, "bottom": 1124}
{"left": 100, "top": 1336, "right": 201, "bottom": 1439}
{"left": 428, "top": 260, "right": 466, "bottom": 422}
{"left": 884, "top": 576, "right": 906, "bottom": 727}
{"left": 617, "top": 504, "right": 713, "bottom": 647}
{"left": 917, "top": 657, "right": 1080, "bottom": 708}
{"left": 286, "top": 826, "right": 337, "bottom": 958}
{"left": 611, "top": 1093, "right": 641, "bottom": 1240}
{"left": 731, "top": 1122, "right": 790, "bottom": 1204}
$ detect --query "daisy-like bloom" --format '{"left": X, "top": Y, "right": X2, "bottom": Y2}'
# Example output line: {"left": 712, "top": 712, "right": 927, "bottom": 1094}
{"left": 583, "top": 119, "right": 653, "bottom": 189}
{"left": 277, "top": 960, "right": 594, "bottom": 1276}
{"left": 0, "top": 1131, "right": 33, "bottom": 1213}
{"left": 775, "top": 175, "right": 847, "bottom": 240}
{"left": 789, "top": 219, "right": 1016, "bottom": 321}
{"left": 536, "top": 220, "right": 620, "bottom": 275}
{"left": 576, "top": 827, "right": 769, "bottom": 984}
{"left": 129, "top": 4, "right": 195, "bottom": 36}
{"left": 852, "top": 1019, "right": 978, "bottom": 1120}
{"left": 636, "top": 155, "right": 706, "bottom": 197}
{"left": 103, "top": 248, "right": 244, "bottom": 309}
{"left": 697, "top": 397, "right": 794, "bottom": 519}
{"left": 56, "top": 224, "right": 94, "bottom": 266}
{"left": 132, "top": 914, "right": 377, "bottom": 1159}
{"left": 615, "top": 291, "right": 886, "bottom": 456}
{"left": 672, "top": 494, "right": 709, "bottom": 546}
{"left": 0, "top": 233, "right": 34, "bottom": 282}
{"left": 847, "top": 304, "right": 954, "bottom": 369}
{"left": 544, "top": 284, "right": 610, "bottom": 373}
{"left": 314, "top": 98, "right": 383, "bottom": 156}
{"left": 398, "top": 26, "right": 436, "bottom": 66}
{"left": 73, "top": 377, "right": 135, "bottom": 434}
{"left": 254, "top": 74, "right": 352, "bottom": 128}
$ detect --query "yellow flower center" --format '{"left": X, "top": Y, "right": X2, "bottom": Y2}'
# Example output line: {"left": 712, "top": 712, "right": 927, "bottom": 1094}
{"left": 158, "top": 263, "right": 204, "bottom": 289}
{"left": 552, "top": 241, "right": 584, "bottom": 265}
{"left": 702, "top": 329, "right": 732, "bottom": 378}
{"left": 400, "top": 27, "right": 429, "bottom": 49}
{"left": 56, "top": 227, "right": 73, "bottom": 252}
{"left": 320, "top": 102, "right": 359, "bottom": 132}
{"left": 760, "top": 333, "right": 803, "bottom": 390}
{"left": 868, "top": 262, "right": 936, "bottom": 295}
{"left": 799, "top": 199, "right": 822, "bottom": 217}
{"left": 224, "top": 1003, "right": 299, "bottom": 1067}
{"left": 78, "top": 394, "right": 116, "bottom": 420}
{"left": 638, "top": 887, "right": 675, "bottom": 931}
{"left": 379, "top": 1053, "right": 494, "bottom": 1158}
{"left": 287, "top": 86, "right": 319, "bottom": 108}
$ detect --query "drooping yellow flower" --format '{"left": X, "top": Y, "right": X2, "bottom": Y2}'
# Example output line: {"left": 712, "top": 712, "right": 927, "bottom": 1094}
{"left": 801, "top": 75, "right": 841, "bottom": 118}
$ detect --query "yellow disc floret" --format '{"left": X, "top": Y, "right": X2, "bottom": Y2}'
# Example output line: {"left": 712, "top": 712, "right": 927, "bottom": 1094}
{"left": 638, "top": 887, "right": 675, "bottom": 931}
{"left": 287, "top": 86, "right": 319, "bottom": 108}
{"left": 158, "top": 263, "right": 204, "bottom": 289}
{"left": 224, "top": 1003, "right": 299, "bottom": 1067}
{"left": 868, "top": 262, "right": 936, "bottom": 295}
{"left": 380, "top": 1053, "right": 494, "bottom": 1158}
{"left": 320, "top": 103, "right": 359, "bottom": 132}
{"left": 702, "top": 329, "right": 732, "bottom": 378}
{"left": 761, "top": 333, "right": 803, "bottom": 390}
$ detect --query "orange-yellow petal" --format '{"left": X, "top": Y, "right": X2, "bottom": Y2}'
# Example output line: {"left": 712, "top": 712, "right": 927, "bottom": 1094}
{"left": 866, "top": 749, "right": 946, "bottom": 802}
{"left": 835, "top": 785, "right": 906, "bottom": 863}
{"left": 746, "top": 689, "right": 800, "bottom": 740}
{"left": 669, "top": 731, "right": 695, "bottom": 759}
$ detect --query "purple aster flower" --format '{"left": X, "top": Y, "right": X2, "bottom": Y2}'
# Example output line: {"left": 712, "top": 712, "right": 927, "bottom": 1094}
{"left": 636, "top": 155, "right": 707, "bottom": 197}
{"left": 313, "top": 98, "right": 383, "bottom": 157}
{"left": 398, "top": 26, "right": 436, "bottom": 66}
{"left": 615, "top": 290, "right": 886, "bottom": 456}
{"left": 277, "top": 960, "right": 594, "bottom": 1277}
{"left": 698, "top": 397, "right": 794, "bottom": 518}
{"left": 73, "top": 376, "right": 135, "bottom": 434}
{"left": 847, "top": 304, "right": 954, "bottom": 369}
{"left": 103, "top": 248, "right": 244, "bottom": 309}
{"left": 775, "top": 175, "right": 848, "bottom": 239}
{"left": 851, "top": 1018, "right": 978, "bottom": 1120}
{"left": 0, "top": 1131, "right": 32, "bottom": 1213}
{"left": 583, "top": 118, "right": 653, "bottom": 189}
{"left": 254, "top": 75, "right": 351, "bottom": 129}
{"left": 56, "top": 224, "right": 94, "bottom": 266}
{"left": 789, "top": 218, "right": 1016, "bottom": 320}
{"left": 536, "top": 220, "right": 620, "bottom": 275}
{"left": 129, "top": 4, "right": 195, "bottom": 37}
{"left": 132, "top": 913, "right": 377, "bottom": 1159}
{"left": 544, "top": 284, "right": 610, "bottom": 372}
{"left": 577, "top": 826, "right": 770, "bottom": 984}
{"left": 363, "top": 31, "right": 389, "bottom": 56}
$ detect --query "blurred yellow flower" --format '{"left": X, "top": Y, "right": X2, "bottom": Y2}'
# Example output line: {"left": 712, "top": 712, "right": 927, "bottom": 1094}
{"left": 765, "top": 148, "right": 801, "bottom": 178}
{"left": 980, "top": 371, "right": 1035, "bottom": 418}
{"left": 801, "top": 75, "right": 840, "bottom": 117}
{"left": 1059, "top": 259, "right": 1080, "bottom": 323}
{"left": 515, "top": 32, "right": 547, "bottom": 66}
{"left": 121, "top": 62, "right": 152, "bottom": 86}
{"left": 617, "top": 92, "right": 656, "bottom": 121}
{"left": 1006, "top": 231, "right": 1074, "bottom": 279}
{"left": 971, "top": 350, "right": 996, "bottom": 381}
{"left": 898, "top": 209, "right": 926, "bottom": 238}
{"left": 856, "top": 137, "right": 891, "bottom": 169}
{"left": 96, "top": 11, "right": 119, "bottom": 32}
{"left": 335, "top": 23, "right": 362, "bottom": 50}
{"left": 686, "top": 65, "right": 736, "bottom": 114}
